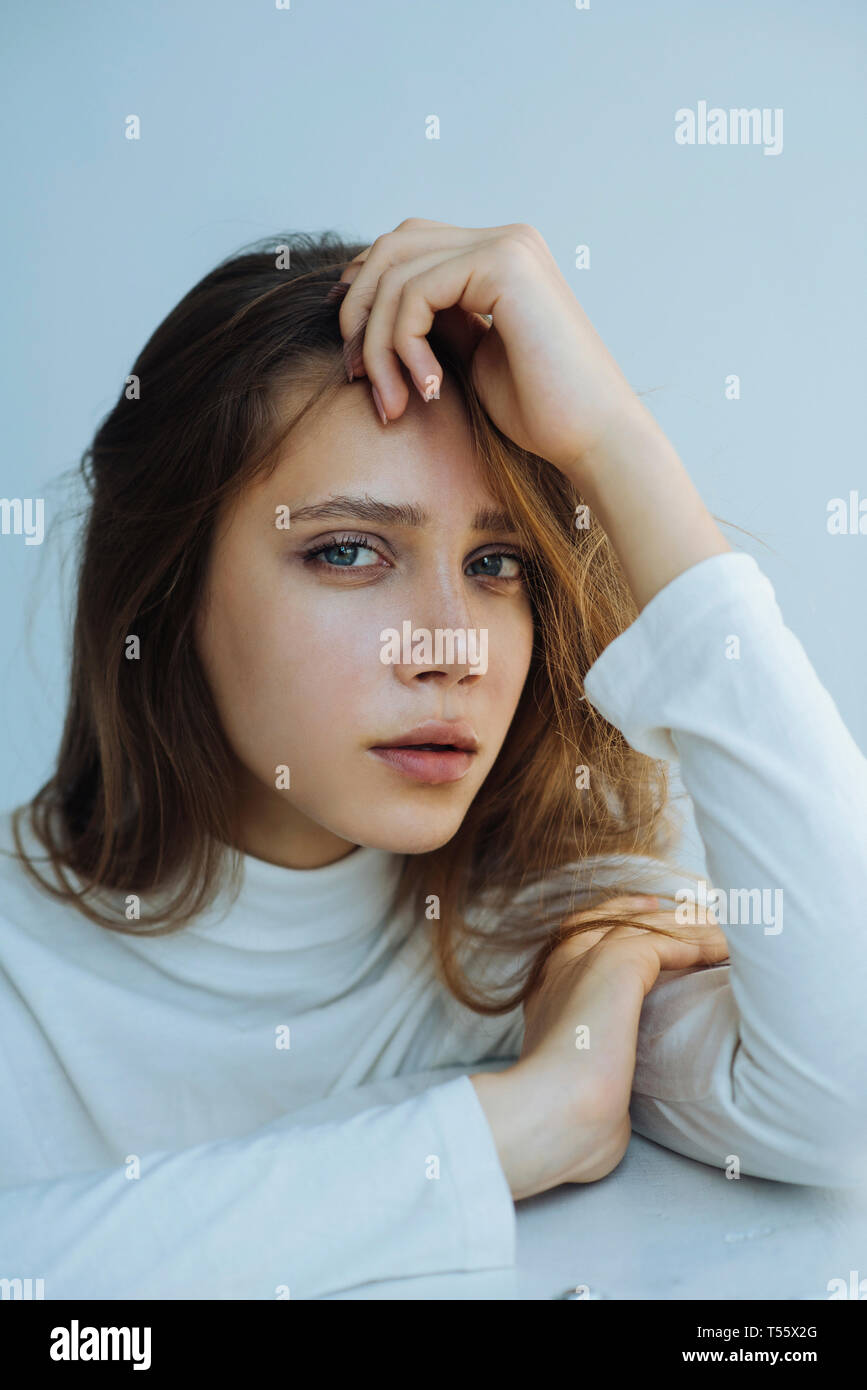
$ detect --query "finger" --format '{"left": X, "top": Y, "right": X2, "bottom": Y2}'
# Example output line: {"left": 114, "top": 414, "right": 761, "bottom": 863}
{"left": 561, "top": 895, "right": 660, "bottom": 926}
{"left": 336, "top": 259, "right": 367, "bottom": 289}
{"left": 563, "top": 910, "right": 727, "bottom": 966}
{"left": 551, "top": 897, "right": 664, "bottom": 964}
{"left": 337, "top": 222, "right": 502, "bottom": 380}
{"left": 357, "top": 247, "right": 487, "bottom": 411}
{"left": 387, "top": 246, "right": 515, "bottom": 412}
{"left": 337, "top": 219, "right": 489, "bottom": 320}
{"left": 637, "top": 907, "right": 723, "bottom": 933}
{"left": 601, "top": 924, "right": 729, "bottom": 975}
{"left": 657, "top": 929, "right": 730, "bottom": 968}
{"left": 622, "top": 919, "right": 729, "bottom": 958}
{"left": 323, "top": 249, "right": 369, "bottom": 311}
{"left": 340, "top": 241, "right": 483, "bottom": 393}
{"left": 337, "top": 220, "right": 464, "bottom": 291}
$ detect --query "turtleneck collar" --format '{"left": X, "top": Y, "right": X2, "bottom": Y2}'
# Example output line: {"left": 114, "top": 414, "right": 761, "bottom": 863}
{"left": 1, "top": 809, "right": 416, "bottom": 1002}
{"left": 96, "top": 839, "right": 414, "bottom": 1003}
{"left": 186, "top": 841, "right": 406, "bottom": 952}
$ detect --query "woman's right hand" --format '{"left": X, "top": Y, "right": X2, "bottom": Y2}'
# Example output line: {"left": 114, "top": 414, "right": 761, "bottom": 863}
{"left": 470, "top": 894, "right": 729, "bottom": 1199}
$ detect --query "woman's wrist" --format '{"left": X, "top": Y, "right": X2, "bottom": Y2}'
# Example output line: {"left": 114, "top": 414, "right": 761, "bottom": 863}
{"left": 563, "top": 408, "right": 733, "bottom": 613}
{"left": 469, "top": 1061, "right": 630, "bottom": 1200}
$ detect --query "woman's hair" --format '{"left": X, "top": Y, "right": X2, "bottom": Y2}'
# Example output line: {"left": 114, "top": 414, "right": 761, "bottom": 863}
{"left": 8, "top": 230, "right": 746, "bottom": 1013}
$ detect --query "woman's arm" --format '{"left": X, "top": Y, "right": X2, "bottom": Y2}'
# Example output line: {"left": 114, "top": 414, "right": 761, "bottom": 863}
{"left": 565, "top": 405, "right": 733, "bottom": 611}
{"left": 580, "top": 550, "right": 867, "bottom": 1186}
{"left": 0, "top": 1073, "right": 517, "bottom": 1298}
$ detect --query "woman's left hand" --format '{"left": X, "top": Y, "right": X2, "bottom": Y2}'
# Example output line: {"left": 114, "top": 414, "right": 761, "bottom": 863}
{"left": 331, "top": 217, "right": 651, "bottom": 478}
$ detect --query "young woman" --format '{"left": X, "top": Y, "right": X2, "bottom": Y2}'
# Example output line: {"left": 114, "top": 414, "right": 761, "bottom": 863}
{"left": 1, "top": 220, "right": 865, "bottom": 1300}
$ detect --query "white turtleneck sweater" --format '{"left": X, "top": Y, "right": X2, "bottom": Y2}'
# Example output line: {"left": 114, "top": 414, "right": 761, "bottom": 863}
{"left": 1, "top": 552, "right": 865, "bottom": 1300}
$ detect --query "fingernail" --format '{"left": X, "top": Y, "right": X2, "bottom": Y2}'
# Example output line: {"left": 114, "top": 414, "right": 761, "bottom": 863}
{"left": 371, "top": 384, "right": 388, "bottom": 425}
{"left": 413, "top": 372, "right": 441, "bottom": 402}
{"left": 342, "top": 340, "right": 358, "bottom": 383}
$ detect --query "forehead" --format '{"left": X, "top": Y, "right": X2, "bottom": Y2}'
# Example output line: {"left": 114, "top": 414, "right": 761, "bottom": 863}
{"left": 263, "top": 374, "right": 491, "bottom": 508}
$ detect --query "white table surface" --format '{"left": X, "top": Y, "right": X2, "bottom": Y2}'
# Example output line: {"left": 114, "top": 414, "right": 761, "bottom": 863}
{"left": 326, "top": 1129, "right": 867, "bottom": 1301}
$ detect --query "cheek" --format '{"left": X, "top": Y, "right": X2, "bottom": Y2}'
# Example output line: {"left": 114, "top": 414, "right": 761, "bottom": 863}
{"left": 207, "top": 594, "right": 384, "bottom": 750}
{"left": 491, "top": 602, "right": 535, "bottom": 693}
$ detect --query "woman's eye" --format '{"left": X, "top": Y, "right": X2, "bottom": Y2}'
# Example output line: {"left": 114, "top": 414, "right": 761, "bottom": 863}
{"left": 466, "top": 552, "right": 524, "bottom": 580}
{"left": 306, "top": 539, "right": 383, "bottom": 568}
{"left": 303, "top": 539, "right": 526, "bottom": 580}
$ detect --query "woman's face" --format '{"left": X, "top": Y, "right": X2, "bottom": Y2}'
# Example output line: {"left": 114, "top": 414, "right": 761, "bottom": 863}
{"left": 195, "top": 374, "right": 535, "bottom": 868}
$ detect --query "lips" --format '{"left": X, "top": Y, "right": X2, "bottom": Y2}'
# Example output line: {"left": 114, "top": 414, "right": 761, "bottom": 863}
{"left": 371, "top": 719, "right": 479, "bottom": 753}
{"left": 369, "top": 719, "right": 479, "bottom": 784}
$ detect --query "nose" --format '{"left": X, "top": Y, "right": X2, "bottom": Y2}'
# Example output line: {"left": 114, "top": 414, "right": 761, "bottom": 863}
{"left": 385, "top": 585, "right": 487, "bottom": 690}
{"left": 393, "top": 635, "right": 484, "bottom": 690}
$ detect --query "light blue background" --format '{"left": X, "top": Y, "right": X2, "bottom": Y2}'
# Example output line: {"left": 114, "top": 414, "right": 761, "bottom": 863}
{"left": 2, "top": 0, "right": 865, "bottom": 811}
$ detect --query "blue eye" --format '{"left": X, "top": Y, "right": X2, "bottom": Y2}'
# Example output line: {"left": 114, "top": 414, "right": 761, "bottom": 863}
{"left": 466, "top": 552, "right": 524, "bottom": 580}
{"left": 304, "top": 535, "right": 384, "bottom": 568}
{"left": 318, "top": 542, "right": 376, "bottom": 567}
{"left": 302, "top": 535, "right": 527, "bottom": 581}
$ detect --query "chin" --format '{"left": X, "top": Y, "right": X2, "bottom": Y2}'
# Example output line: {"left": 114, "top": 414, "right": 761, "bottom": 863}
{"left": 349, "top": 809, "right": 467, "bottom": 856}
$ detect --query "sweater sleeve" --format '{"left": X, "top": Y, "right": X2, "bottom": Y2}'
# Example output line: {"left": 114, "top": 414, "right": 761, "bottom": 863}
{"left": 0, "top": 1072, "right": 515, "bottom": 1299}
{"left": 582, "top": 551, "right": 867, "bottom": 1188}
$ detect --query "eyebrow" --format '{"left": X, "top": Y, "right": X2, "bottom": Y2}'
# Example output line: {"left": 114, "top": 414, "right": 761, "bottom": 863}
{"left": 288, "top": 495, "right": 519, "bottom": 533}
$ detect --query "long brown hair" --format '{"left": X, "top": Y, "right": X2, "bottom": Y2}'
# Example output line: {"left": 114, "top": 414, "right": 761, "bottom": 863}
{"left": 8, "top": 230, "right": 743, "bottom": 1014}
